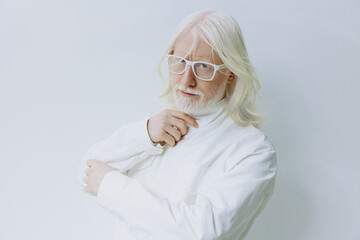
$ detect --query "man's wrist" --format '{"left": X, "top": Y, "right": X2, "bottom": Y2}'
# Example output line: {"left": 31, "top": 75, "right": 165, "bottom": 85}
{"left": 146, "top": 119, "right": 157, "bottom": 146}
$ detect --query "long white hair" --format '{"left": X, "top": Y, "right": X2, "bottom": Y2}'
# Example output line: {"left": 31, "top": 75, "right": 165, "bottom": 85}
{"left": 158, "top": 9, "right": 265, "bottom": 129}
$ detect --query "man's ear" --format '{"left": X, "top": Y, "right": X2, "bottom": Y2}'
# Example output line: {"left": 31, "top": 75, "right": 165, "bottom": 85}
{"left": 227, "top": 72, "right": 236, "bottom": 84}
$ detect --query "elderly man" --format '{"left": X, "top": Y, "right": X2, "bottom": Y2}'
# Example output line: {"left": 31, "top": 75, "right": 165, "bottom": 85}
{"left": 80, "top": 9, "right": 277, "bottom": 240}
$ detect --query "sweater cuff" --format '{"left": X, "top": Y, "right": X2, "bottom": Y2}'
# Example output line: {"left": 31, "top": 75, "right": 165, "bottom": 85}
{"left": 134, "top": 116, "right": 164, "bottom": 155}
{"left": 97, "top": 170, "right": 130, "bottom": 212}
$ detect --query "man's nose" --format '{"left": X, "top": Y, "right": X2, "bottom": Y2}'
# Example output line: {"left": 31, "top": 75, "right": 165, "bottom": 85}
{"left": 181, "top": 65, "right": 196, "bottom": 87}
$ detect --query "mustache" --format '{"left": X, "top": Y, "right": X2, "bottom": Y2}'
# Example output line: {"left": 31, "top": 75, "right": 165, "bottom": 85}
{"left": 175, "top": 85, "right": 204, "bottom": 97}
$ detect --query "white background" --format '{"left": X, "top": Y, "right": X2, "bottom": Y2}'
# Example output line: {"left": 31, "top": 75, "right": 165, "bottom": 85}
{"left": 0, "top": 0, "right": 359, "bottom": 239}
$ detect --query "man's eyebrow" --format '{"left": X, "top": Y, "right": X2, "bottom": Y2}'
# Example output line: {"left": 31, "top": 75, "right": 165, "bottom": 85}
{"left": 173, "top": 50, "right": 212, "bottom": 61}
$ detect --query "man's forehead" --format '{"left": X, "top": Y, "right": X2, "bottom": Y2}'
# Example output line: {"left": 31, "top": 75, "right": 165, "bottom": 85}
{"left": 173, "top": 48, "right": 213, "bottom": 59}
{"left": 172, "top": 30, "right": 224, "bottom": 64}
{"left": 173, "top": 31, "right": 214, "bottom": 58}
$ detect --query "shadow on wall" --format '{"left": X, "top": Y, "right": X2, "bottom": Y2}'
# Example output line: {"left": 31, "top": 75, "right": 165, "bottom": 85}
{"left": 251, "top": 175, "right": 313, "bottom": 239}
{"left": 248, "top": 69, "right": 314, "bottom": 239}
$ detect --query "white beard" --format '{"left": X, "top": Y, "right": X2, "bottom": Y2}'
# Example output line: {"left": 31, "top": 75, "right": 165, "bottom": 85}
{"left": 172, "top": 81, "right": 227, "bottom": 114}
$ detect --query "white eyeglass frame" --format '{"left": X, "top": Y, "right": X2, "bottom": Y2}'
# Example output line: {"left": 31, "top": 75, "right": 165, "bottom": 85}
{"left": 165, "top": 54, "right": 227, "bottom": 81}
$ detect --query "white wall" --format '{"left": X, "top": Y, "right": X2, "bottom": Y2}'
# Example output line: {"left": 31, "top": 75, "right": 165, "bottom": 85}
{"left": 0, "top": 0, "right": 359, "bottom": 239}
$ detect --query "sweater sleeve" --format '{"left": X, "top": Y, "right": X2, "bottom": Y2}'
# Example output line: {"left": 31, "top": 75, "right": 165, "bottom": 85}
{"left": 96, "top": 143, "right": 277, "bottom": 240}
{"left": 78, "top": 116, "right": 164, "bottom": 189}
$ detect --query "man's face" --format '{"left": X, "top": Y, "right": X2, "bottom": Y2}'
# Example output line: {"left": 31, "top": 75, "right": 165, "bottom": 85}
{"left": 170, "top": 30, "right": 234, "bottom": 114}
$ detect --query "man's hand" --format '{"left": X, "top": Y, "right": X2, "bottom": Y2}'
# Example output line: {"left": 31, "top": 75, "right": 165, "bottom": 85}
{"left": 147, "top": 110, "right": 198, "bottom": 147}
{"left": 83, "top": 159, "right": 115, "bottom": 196}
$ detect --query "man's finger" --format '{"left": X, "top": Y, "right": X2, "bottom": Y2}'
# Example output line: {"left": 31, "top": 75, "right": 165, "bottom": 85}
{"left": 83, "top": 175, "right": 89, "bottom": 184}
{"left": 168, "top": 118, "right": 188, "bottom": 136}
{"left": 87, "top": 159, "right": 96, "bottom": 167}
{"left": 163, "top": 132, "right": 176, "bottom": 147}
{"left": 169, "top": 110, "right": 198, "bottom": 128}
{"left": 164, "top": 125, "right": 181, "bottom": 142}
{"left": 84, "top": 184, "right": 91, "bottom": 193}
{"left": 87, "top": 158, "right": 101, "bottom": 167}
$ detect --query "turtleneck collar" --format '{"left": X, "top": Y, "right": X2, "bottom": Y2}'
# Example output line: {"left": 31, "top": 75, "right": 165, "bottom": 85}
{"left": 189, "top": 99, "right": 227, "bottom": 128}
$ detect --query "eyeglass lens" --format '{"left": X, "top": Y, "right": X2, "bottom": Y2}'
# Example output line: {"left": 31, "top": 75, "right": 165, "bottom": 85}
{"left": 168, "top": 56, "right": 215, "bottom": 80}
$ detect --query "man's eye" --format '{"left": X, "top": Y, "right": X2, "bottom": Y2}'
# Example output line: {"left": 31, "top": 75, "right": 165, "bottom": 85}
{"left": 200, "top": 63, "right": 209, "bottom": 69}
{"left": 180, "top": 59, "right": 186, "bottom": 64}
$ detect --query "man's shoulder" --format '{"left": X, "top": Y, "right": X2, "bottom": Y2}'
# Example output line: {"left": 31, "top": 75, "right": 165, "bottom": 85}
{"left": 217, "top": 119, "right": 276, "bottom": 173}
{"left": 221, "top": 118, "right": 275, "bottom": 153}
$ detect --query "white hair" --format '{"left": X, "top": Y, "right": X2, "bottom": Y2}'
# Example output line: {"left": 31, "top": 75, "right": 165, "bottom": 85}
{"left": 158, "top": 9, "right": 265, "bottom": 128}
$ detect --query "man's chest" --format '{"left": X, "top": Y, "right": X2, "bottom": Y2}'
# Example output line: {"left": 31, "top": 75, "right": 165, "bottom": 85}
{"left": 129, "top": 142, "right": 228, "bottom": 203}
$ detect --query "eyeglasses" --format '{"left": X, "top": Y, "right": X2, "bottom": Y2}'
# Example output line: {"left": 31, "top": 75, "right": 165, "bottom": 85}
{"left": 165, "top": 54, "right": 227, "bottom": 81}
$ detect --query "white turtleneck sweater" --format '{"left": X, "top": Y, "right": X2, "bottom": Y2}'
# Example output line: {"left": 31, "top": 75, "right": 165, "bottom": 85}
{"left": 79, "top": 100, "right": 277, "bottom": 240}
